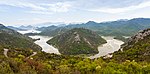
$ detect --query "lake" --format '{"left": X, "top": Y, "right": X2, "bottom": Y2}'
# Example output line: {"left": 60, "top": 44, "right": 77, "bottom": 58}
{"left": 18, "top": 30, "right": 124, "bottom": 58}
{"left": 29, "top": 35, "right": 60, "bottom": 54}
{"left": 89, "top": 36, "right": 124, "bottom": 59}
{"left": 30, "top": 35, "right": 124, "bottom": 59}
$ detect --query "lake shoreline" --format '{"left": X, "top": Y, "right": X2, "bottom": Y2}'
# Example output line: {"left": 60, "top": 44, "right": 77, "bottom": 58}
{"left": 29, "top": 35, "right": 124, "bottom": 59}
{"left": 29, "top": 35, "right": 60, "bottom": 54}
{"left": 89, "top": 36, "right": 124, "bottom": 59}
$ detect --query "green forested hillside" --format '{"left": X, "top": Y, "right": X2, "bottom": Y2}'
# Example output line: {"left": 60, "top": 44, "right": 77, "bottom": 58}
{"left": 0, "top": 45, "right": 150, "bottom": 74}
{"left": 47, "top": 28, "right": 106, "bottom": 55}
{"left": 0, "top": 24, "right": 41, "bottom": 50}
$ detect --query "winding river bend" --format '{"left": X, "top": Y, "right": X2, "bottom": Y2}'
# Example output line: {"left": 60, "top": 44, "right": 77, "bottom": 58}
{"left": 89, "top": 36, "right": 124, "bottom": 59}
{"left": 29, "top": 35, "right": 124, "bottom": 59}
{"left": 18, "top": 30, "right": 124, "bottom": 58}
{"left": 29, "top": 36, "right": 60, "bottom": 54}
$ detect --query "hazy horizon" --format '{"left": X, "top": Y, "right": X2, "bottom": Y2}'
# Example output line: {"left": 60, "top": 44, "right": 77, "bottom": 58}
{"left": 1, "top": 0, "right": 150, "bottom": 26}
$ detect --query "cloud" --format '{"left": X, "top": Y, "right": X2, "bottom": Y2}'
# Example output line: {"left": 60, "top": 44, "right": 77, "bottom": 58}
{"left": 89, "top": 1, "right": 150, "bottom": 14}
{"left": 1, "top": 0, "right": 146, "bottom": 14}
{"left": 0, "top": 0, "right": 46, "bottom": 11}
{"left": 0, "top": 0, "right": 72, "bottom": 14}
{"left": 42, "top": 2, "right": 72, "bottom": 12}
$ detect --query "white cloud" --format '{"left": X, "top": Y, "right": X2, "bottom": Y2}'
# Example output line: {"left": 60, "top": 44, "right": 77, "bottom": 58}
{"left": 89, "top": 1, "right": 150, "bottom": 14}
{"left": 28, "top": 2, "right": 72, "bottom": 14}
{"left": 49, "top": 2, "right": 71, "bottom": 12}
{"left": 41, "top": 2, "right": 72, "bottom": 12}
{"left": 0, "top": 0, "right": 46, "bottom": 11}
{"left": 0, "top": 0, "right": 72, "bottom": 14}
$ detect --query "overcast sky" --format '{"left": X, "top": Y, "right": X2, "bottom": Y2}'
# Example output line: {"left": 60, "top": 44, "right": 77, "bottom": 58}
{"left": 0, "top": 0, "right": 150, "bottom": 26}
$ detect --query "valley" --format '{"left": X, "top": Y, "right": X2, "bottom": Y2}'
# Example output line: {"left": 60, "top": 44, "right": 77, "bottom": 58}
{"left": 1, "top": 19, "right": 150, "bottom": 73}
{"left": 1, "top": 0, "right": 150, "bottom": 73}
{"left": 19, "top": 29, "right": 124, "bottom": 58}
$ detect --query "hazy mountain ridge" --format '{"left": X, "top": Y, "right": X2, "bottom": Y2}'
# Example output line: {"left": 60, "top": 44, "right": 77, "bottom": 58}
{"left": 7, "top": 26, "right": 25, "bottom": 31}
{"left": 36, "top": 18, "right": 150, "bottom": 37}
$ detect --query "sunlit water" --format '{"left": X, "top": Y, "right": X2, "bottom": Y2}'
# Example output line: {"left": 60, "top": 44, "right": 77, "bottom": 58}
{"left": 89, "top": 36, "right": 124, "bottom": 59}
{"left": 29, "top": 35, "right": 60, "bottom": 54}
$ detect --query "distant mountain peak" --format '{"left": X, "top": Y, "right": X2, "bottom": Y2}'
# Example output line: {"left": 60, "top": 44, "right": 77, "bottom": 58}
{"left": 86, "top": 21, "right": 97, "bottom": 24}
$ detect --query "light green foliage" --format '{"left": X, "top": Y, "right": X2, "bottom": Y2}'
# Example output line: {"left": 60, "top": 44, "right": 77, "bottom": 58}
{"left": 0, "top": 48, "right": 150, "bottom": 74}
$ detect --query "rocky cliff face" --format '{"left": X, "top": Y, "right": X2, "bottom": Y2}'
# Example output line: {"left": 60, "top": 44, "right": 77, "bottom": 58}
{"left": 121, "top": 28, "right": 150, "bottom": 51}
{"left": 113, "top": 28, "right": 150, "bottom": 62}
{"left": 129, "top": 29, "right": 150, "bottom": 42}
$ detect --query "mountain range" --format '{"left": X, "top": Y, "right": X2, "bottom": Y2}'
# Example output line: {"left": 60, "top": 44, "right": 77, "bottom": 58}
{"left": 26, "top": 18, "right": 150, "bottom": 37}
{"left": 1, "top": 22, "right": 150, "bottom": 73}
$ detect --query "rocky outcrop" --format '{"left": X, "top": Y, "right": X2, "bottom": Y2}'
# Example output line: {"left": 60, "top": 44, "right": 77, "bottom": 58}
{"left": 129, "top": 29, "right": 150, "bottom": 43}
{"left": 113, "top": 28, "right": 150, "bottom": 62}
{"left": 121, "top": 28, "right": 150, "bottom": 51}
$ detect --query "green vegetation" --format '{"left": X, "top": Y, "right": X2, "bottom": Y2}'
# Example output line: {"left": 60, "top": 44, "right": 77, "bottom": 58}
{"left": 1, "top": 26, "right": 150, "bottom": 73}
{"left": 0, "top": 32, "right": 41, "bottom": 51}
{"left": 47, "top": 28, "right": 106, "bottom": 55}
{"left": 0, "top": 44, "right": 150, "bottom": 74}
{"left": 114, "top": 35, "right": 128, "bottom": 42}
{"left": 0, "top": 24, "right": 41, "bottom": 51}
{"left": 113, "top": 29, "right": 150, "bottom": 62}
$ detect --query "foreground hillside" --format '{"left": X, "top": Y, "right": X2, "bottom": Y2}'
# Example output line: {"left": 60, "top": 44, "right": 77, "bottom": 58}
{"left": 113, "top": 28, "right": 150, "bottom": 62}
{"left": 47, "top": 28, "right": 106, "bottom": 55}
{"left": 0, "top": 45, "right": 150, "bottom": 74}
{"left": 0, "top": 28, "right": 150, "bottom": 73}
{"left": 0, "top": 24, "right": 41, "bottom": 50}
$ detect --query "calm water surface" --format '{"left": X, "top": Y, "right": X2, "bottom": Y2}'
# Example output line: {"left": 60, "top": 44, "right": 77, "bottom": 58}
{"left": 29, "top": 35, "right": 60, "bottom": 54}
{"left": 89, "top": 36, "right": 124, "bottom": 59}
{"left": 18, "top": 30, "right": 124, "bottom": 58}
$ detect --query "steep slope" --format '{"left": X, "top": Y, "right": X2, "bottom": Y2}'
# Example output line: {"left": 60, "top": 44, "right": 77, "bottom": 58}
{"left": 113, "top": 28, "right": 150, "bottom": 62}
{"left": 0, "top": 24, "right": 41, "bottom": 51}
{"left": 47, "top": 28, "right": 106, "bottom": 55}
